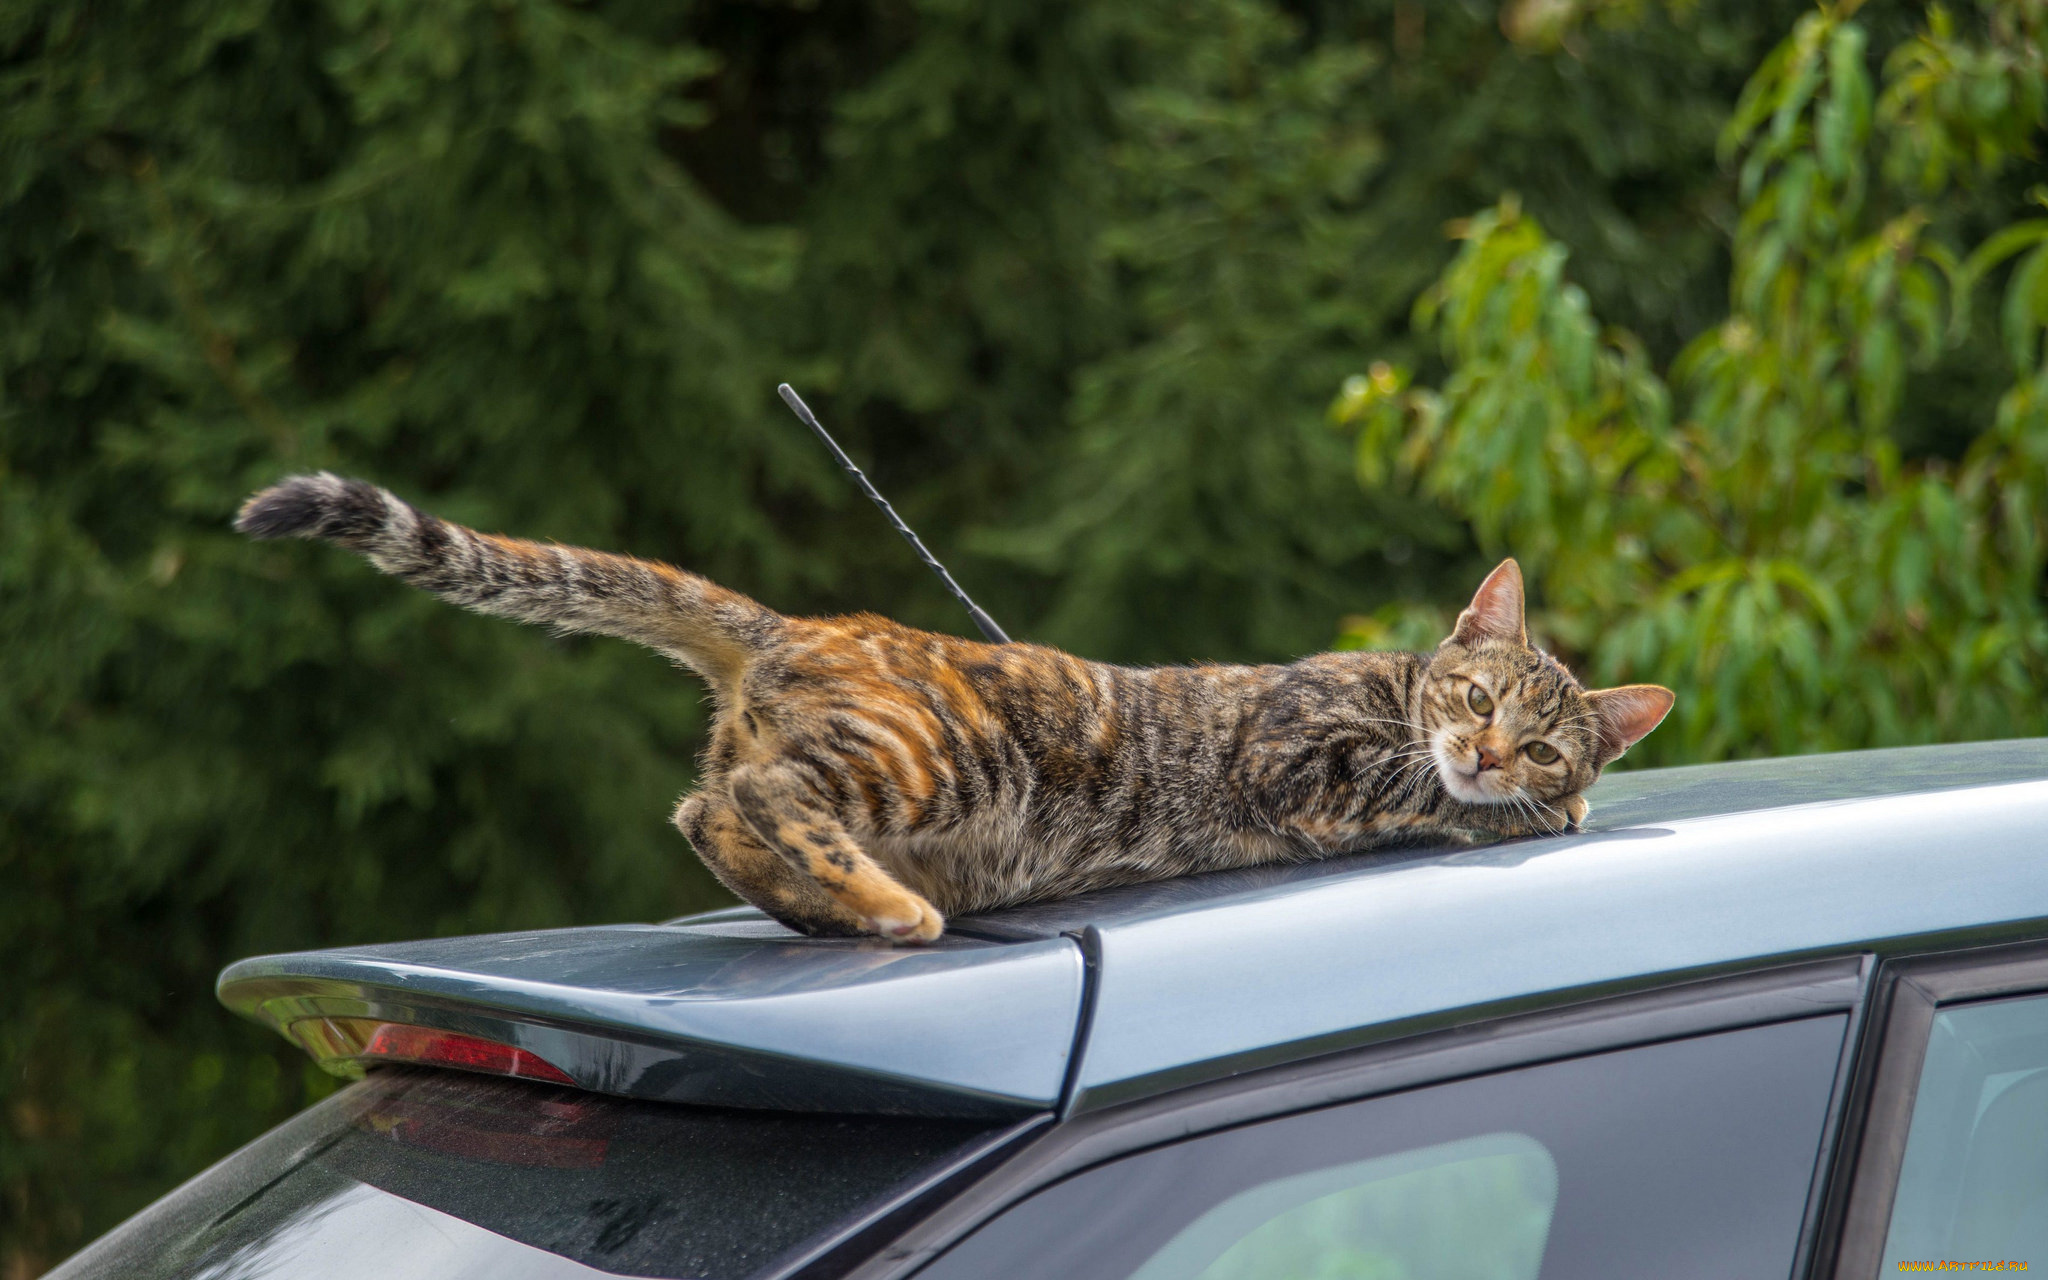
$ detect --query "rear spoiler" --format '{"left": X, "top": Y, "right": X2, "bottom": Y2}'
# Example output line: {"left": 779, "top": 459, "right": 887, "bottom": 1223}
{"left": 218, "top": 910, "right": 1086, "bottom": 1118}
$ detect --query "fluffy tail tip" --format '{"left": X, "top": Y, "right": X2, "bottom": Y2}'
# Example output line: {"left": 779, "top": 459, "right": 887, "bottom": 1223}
{"left": 234, "top": 472, "right": 380, "bottom": 541}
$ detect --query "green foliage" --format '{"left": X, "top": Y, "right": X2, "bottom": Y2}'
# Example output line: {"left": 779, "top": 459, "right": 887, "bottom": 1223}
{"left": 3, "top": 1, "right": 800, "bottom": 1265}
{"left": 1001, "top": 0, "right": 1816, "bottom": 658}
{"left": 2, "top": 0, "right": 2037, "bottom": 1271}
{"left": 987, "top": 0, "right": 1397, "bottom": 659}
{"left": 1335, "top": 0, "right": 2048, "bottom": 763}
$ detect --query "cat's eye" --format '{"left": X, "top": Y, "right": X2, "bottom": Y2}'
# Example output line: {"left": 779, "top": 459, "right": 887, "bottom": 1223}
{"left": 1525, "top": 741, "right": 1560, "bottom": 765}
{"left": 1466, "top": 684, "right": 1494, "bottom": 717}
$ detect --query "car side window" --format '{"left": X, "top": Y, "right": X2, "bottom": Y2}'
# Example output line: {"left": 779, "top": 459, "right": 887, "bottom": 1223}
{"left": 1881, "top": 992, "right": 2048, "bottom": 1265}
{"left": 920, "top": 1016, "right": 1848, "bottom": 1280}
{"left": 1130, "top": 1132, "right": 1556, "bottom": 1280}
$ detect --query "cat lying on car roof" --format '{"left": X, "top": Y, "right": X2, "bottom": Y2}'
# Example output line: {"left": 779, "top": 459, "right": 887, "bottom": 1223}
{"left": 238, "top": 473, "right": 1672, "bottom": 943}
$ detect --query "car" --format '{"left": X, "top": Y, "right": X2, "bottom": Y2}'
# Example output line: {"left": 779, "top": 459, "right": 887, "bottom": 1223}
{"left": 44, "top": 738, "right": 2048, "bottom": 1280}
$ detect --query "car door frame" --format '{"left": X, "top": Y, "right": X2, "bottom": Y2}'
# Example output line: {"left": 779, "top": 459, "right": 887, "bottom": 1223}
{"left": 1814, "top": 938, "right": 2048, "bottom": 1280}
{"left": 831, "top": 954, "right": 1873, "bottom": 1280}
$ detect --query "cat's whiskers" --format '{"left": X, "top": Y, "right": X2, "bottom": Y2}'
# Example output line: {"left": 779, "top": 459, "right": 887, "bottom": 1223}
{"left": 1514, "top": 786, "right": 1569, "bottom": 836}
{"left": 1388, "top": 767, "right": 1437, "bottom": 800}
{"left": 1510, "top": 790, "right": 1552, "bottom": 837}
{"left": 1383, "top": 751, "right": 1441, "bottom": 798}
{"left": 1375, "top": 739, "right": 1434, "bottom": 762}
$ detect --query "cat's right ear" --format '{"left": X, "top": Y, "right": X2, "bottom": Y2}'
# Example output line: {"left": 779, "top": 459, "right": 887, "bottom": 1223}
{"left": 1584, "top": 684, "right": 1675, "bottom": 763}
{"left": 1448, "top": 559, "right": 1527, "bottom": 647}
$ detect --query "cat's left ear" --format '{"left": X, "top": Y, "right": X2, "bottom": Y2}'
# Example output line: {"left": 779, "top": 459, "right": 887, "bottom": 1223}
{"left": 1449, "top": 559, "right": 1527, "bottom": 647}
{"left": 1584, "top": 684, "right": 1675, "bottom": 763}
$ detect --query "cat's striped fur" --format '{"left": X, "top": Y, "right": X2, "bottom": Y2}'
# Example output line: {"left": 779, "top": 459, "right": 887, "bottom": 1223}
{"left": 237, "top": 473, "right": 1674, "bottom": 943}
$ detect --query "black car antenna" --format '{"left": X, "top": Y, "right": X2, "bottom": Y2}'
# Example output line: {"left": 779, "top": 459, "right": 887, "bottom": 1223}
{"left": 777, "top": 383, "right": 1012, "bottom": 645}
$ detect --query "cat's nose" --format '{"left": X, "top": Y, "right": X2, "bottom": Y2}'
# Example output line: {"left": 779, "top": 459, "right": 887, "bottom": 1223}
{"left": 1474, "top": 742, "right": 1504, "bottom": 772}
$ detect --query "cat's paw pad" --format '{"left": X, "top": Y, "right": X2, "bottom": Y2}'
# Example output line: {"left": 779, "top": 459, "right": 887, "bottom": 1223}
{"left": 867, "top": 898, "right": 944, "bottom": 945}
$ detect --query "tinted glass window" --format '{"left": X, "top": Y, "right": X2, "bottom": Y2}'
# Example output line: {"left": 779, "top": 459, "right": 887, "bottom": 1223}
{"left": 923, "top": 1016, "right": 1847, "bottom": 1280}
{"left": 1133, "top": 1133, "right": 1556, "bottom": 1280}
{"left": 1883, "top": 992, "right": 2048, "bottom": 1265}
{"left": 53, "top": 1069, "right": 1001, "bottom": 1280}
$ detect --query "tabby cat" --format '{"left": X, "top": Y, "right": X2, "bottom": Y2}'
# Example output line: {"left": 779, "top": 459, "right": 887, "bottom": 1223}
{"left": 237, "top": 473, "right": 1673, "bottom": 943}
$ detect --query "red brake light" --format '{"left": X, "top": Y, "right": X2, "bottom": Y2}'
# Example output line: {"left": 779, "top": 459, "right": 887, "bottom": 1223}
{"left": 359, "top": 1022, "right": 576, "bottom": 1084}
{"left": 286, "top": 1016, "right": 578, "bottom": 1085}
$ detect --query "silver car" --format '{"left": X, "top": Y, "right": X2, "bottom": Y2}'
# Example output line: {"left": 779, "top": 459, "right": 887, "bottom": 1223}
{"left": 49, "top": 739, "right": 2048, "bottom": 1279}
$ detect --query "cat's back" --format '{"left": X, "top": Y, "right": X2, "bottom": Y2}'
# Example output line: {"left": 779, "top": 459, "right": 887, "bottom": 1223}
{"left": 754, "top": 612, "right": 1279, "bottom": 759}
{"left": 745, "top": 616, "right": 1418, "bottom": 910}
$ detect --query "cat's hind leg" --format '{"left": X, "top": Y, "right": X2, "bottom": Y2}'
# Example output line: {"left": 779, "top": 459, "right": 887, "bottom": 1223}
{"left": 673, "top": 793, "right": 867, "bottom": 938}
{"left": 726, "top": 762, "right": 945, "bottom": 943}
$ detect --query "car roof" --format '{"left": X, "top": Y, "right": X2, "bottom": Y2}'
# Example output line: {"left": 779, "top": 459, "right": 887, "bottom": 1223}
{"left": 219, "top": 738, "right": 2048, "bottom": 1118}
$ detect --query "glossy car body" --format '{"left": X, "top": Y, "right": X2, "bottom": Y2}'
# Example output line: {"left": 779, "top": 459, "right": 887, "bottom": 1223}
{"left": 49, "top": 738, "right": 2048, "bottom": 1279}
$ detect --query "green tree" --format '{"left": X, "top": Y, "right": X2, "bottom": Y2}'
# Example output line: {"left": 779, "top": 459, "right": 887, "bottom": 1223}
{"left": 1, "top": 0, "right": 799, "bottom": 1266}
{"left": 994, "top": 0, "right": 1817, "bottom": 660}
{"left": 0, "top": 0, "right": 2006, "bottom": 1271}
{"left": 1334, "top": 0, "right": 2048, "bottom": 763}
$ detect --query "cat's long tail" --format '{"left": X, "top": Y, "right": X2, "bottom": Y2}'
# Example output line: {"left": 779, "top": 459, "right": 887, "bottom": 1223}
{"left": 235, "top": 473, "right": 780, "bottom": 686}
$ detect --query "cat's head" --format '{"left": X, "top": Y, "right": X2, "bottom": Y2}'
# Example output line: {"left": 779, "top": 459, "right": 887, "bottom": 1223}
{"left": 1419, "top": 559, "right": 1673, "bottom": 817}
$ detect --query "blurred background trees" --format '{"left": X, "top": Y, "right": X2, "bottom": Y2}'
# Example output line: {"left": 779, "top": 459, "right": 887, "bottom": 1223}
{"left": 0, "top": 0, "right": 2040, "bottom": 1270}
{"left": 1334, "top": 0, "right": 2048, "bottom": 760}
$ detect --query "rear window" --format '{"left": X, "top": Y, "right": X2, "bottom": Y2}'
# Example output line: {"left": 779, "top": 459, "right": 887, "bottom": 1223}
{"left": 53, "top": 1068, "right": 1008, "bottom": 1280}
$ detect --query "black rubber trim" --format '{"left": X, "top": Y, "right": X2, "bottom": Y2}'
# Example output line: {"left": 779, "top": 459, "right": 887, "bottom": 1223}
{"left": 777, "top": 1112, "right": 1054, "bottom": 1280}
{"left": 1821, "top": 939, "right": 2048, "bottom": 1280}
{"left": 1788, "top": 954, "right": 1878, "bottom": 1280}
{"left": 842, "top": 954, "right": 1868, "bottom": 1280}
{"left": 1055, "top": 927, "right": 1105, "bottom": 1119}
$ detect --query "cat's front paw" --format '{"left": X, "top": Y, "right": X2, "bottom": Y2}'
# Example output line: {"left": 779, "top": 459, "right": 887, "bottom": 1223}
{"left": 866, "top": 894, "right": 945, "bottom": 945}
{"left": 1563, "top": 794, "right": 1589, "bottom": 830}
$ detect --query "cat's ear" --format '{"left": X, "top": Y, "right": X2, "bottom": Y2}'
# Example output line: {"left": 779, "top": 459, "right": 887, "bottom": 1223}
{"left": 1584, "top": 684, "right": 1675, "bottom": 762}
{"left": 1448, "top": 559, "right": 1527, "bottom": 647}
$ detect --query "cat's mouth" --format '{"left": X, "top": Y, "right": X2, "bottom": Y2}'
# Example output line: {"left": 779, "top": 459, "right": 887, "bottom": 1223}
{"left": 1433, "top": 739, "right": 1510, "bottom": 804}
